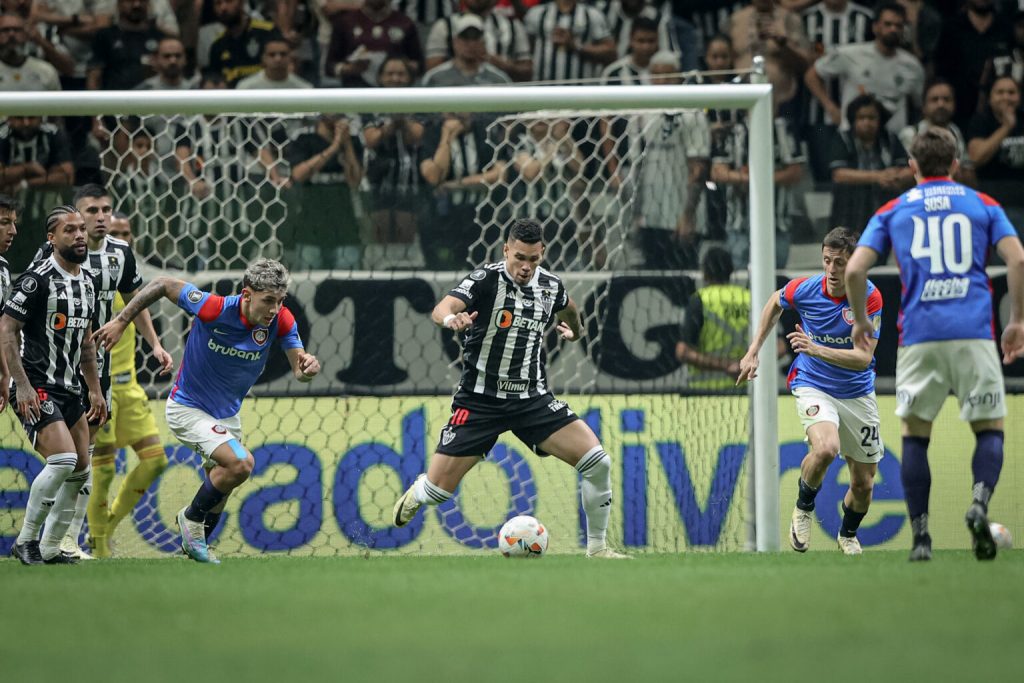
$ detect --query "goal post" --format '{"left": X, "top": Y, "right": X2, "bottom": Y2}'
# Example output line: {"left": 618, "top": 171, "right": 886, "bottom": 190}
{"left": 1, "top": 79, "right": 780, "bottom": 553}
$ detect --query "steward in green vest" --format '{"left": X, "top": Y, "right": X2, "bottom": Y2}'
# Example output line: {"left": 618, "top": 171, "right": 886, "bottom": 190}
{"left": 676, "top": 247, "right": 750, "bottom": 390}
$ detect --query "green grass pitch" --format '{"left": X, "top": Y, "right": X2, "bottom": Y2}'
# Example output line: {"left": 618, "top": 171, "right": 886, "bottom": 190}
{"left": 2, "top": 551, "right": 1021, "bottom": 682}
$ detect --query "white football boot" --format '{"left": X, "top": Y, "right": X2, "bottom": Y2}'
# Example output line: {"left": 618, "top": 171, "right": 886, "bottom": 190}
{"left": 836, "top": 534, "right": 863, "bottom": 555}
{"left": 789, "top": 507, "right": 812, "bottom": 552}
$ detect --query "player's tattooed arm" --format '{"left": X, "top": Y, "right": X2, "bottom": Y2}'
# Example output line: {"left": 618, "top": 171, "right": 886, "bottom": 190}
{"left": 95, "top": 276, "right": 187, "bottom": 351}
{"left": 0, "top": 315, "right": 35, "bottom": 418}
{"left": 555, "top": 296, "right": 582, "bottom": 342}
{"left": 736, "top": 289, "right": 785, "bottom": 385}
{"left": 80, "top": 330, "right": 107, "bottom": 424}
{"left": 124, "top": 286, "right": 174, "bottom": 375}
{"left": 433, "top": 295, "right": 477, "bottom": 332}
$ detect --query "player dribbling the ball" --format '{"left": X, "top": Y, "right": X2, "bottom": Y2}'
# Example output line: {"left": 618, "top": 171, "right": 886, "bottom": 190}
{"left": 392, "top": 218, "right": 628, "bottom": 559}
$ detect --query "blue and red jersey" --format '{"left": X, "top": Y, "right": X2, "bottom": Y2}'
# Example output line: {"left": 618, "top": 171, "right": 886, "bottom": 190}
{"left": 858, "top": 177, "right": 1017, "bottom": 346}
{"left": 781, "top": 274, "right": 883, "bottom": 399}
{"left": 170, "top": 283, "right": 303, "bottom": 418}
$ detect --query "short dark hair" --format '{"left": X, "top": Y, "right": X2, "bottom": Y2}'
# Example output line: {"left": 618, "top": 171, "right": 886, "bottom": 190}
{"left": 200, "top": 69, "right": 226, "bottom": 88}
{"left": 112, "top": 210, "right": 130, "bottom": 220}
{"left": 630, "top": 16, "right": 660, "bottom": 36}
{"left": 923, "top": 77, "right": 954, "bottom": 99}
{"left": 702, "top": 246, "right": 733, "bottom": 283}
{"left": 822, "top": 226, "right": 859, "bottom": 255}
{"left": 845, "top": 93, "right": 889, "bottom": 129}
{"left": 985, "top": 75, "right": 1021, "bottom": 100}
{"left": 507, "top": 218, "right": 543, "bottom": 245}
{"left": 73, "top": 183, "right": 109, "bottom": 205}
{"left": 874, "top": 2, "right": 906, "bottom": 21}
{"left": 909, "top": 127, "right": 957, "bottom": 177}
{"left": 45, "top": 205, "right": 79, "bottom": 234}
{"left": 0, "top": 193, "right": 18, "bottom": 214}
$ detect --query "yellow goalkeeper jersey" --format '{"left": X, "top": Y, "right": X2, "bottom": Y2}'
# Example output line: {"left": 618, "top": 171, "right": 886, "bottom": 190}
{"left": 109, "top": 292, "right": 138, "bottom": 381}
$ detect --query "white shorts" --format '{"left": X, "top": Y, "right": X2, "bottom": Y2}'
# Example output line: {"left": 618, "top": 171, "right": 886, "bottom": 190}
{"left": 793, "top": 387, "right": 884, "bottom": 464}
{"left": 896, "top": 340, "right": 1006, "bottom": 422}
{"left": 165, "top": 399, "right": 244, "bottom": 468}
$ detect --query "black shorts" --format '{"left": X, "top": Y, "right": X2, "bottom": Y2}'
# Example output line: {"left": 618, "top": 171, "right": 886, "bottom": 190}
{"left": 11, "top": 384, "right": 88, "bottom": 446}
{"left": 82, "top": 375, "right": 112, "bottom": 428}
{"left": 436, "top": 392, "right": 581, "bottom": 457}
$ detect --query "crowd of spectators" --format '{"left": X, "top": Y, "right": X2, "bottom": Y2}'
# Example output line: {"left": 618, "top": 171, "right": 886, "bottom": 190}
{"left": 0, "top": 0, "right": 1022, "bottom": 272}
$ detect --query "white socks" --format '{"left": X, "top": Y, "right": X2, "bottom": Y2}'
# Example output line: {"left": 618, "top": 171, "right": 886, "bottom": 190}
{"left": 413, "top": 475, "right": 453, "bottom": 506}
{"left": 576, "top": 446, "right": 612, "bottom": 553}
{"left": 41, "top": 466, "right": 90, "bottom": 560}
{"left": 64, "top": 456, "right": 94, "bottom": 544}
{"left": 17, "top": 452, "right": 78, "bottom": 545}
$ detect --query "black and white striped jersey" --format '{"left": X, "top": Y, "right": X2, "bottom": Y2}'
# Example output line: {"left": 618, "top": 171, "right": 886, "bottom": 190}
{"left": 448, "top": 262, "right": 569, "bottom": 399}
{"left": 34, "top": 236, "right": 142, "bottom": 380}
{"left": 595, "top": 0, "right": 679, "bottom": 58}
{"left": 0, "top": 255, "right": 10, "bottom": 313}
{"left": 524, "top": 2, "right": 612, "bottom": 83}
{"left": 392, "top": 0, "right": 456, "bottom": 26}
{"left": 802, "top": 1, "right": 873, "bottom": 125}
{"left": 3, "top": 256, "right": 97, "bottom": 396}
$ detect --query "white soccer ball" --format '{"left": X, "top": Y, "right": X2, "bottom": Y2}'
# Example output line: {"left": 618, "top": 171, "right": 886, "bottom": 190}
{"left": 497, "top": 515, "right": 549, "bottom": 558}
{"left": 990, "top": 522, "right": 1013, "bottom": 550}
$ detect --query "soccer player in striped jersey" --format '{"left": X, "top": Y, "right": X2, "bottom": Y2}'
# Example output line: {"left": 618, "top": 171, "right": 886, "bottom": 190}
{"left": 845, "top": 127, "right": 1024, "bottom": 561}
{"left": 0, "top": 194, "right": 17, "bottom": 414}
{"left": 34, "top": 185, "right": 174, "bottom": 559}
{"left": 738, "top": 227, "right": 884, "bottom": 555}
{"left": 1, "top": 206, "right": 107, "bottom": 564}
{"left": 87, "top": 213, "right": 171, "bottom": 557}
{"left": 392, "top": 218, "right": 628, "bottom": 558}
{"left": 95, "top": 259, "right": 320, "bottom": 563}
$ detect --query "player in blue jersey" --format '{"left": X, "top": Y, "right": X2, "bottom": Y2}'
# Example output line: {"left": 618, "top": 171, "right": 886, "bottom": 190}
{"left": 738, "top": 227, "right": 884, "bottom": 555}
{"left": 94, "top": 259, "right": 321, "bottom": 563}
{"left": 846, "top": 127, "right": 1024, "bottom": 561}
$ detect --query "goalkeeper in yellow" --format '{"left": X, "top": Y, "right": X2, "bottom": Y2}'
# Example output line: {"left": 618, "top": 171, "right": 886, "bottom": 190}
{"left": 88, "top": 214, "right": 172, "bottom": 557}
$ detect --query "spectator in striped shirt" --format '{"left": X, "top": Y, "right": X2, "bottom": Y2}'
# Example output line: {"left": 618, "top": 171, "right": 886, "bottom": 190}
{"left": 424, "top": 0, "right": 532, "bottom": 81}
{"left": 524, "top": 0, "right": 615, "bottom": 84}
{"left": 801, "top": 0, "right": 873, "bottom": 181}
{"left": 599, "top": 14, "right": 659, "bottom": 85}
{"left": 596, "top": 0, "right": 679, "bottom": 59}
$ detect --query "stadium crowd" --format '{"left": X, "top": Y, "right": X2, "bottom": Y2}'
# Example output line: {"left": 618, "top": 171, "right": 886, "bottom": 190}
{"left": 0, "top": 0, "right": 1022, "bottom": 272}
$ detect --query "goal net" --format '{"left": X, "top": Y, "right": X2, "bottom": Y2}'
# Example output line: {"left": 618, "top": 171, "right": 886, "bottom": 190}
{"left": 0, "top": 85, "right": 778, "bottom": 557}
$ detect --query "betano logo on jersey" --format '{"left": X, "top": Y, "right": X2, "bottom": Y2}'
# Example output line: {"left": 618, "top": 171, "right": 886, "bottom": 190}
{"left": 48, "top": 312, "right": 89, "bottom": 330}
{"left": 207, "top": 338, "right": 262, "bottom": 361}
{"left": 494, "top": 309, "right": 545, "bottom": 332}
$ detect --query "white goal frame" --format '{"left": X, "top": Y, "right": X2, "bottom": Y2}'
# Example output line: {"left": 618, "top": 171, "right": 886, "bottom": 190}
{"left": 3, "top": 78, "right": 781, "bottom": 552}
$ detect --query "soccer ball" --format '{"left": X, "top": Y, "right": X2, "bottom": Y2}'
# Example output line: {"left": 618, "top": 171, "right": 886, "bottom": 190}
{"left": 989, "top": 522, "right": 1013, "bottom": 550}
{"left": 497, "top": 515, "right": 549, "bottom": 558}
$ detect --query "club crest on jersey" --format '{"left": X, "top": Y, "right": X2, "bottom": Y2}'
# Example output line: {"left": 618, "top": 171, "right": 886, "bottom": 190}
{"left": 40, "top": 400, "right": 54, "bottom": 415}
{"left": 441, "top": 426, "right": 456, "bottom": 446}
{"left": 842, "top": 307, "right": 855, "bottom": 325}
{"left": 806, "top": 404, "right": 819, "bottom": 417}
{"left": 470, "top": 269, "right": 487, "bottom": 281}
{"left": 211, "top": 425, "right": 227, "bottom": 434}
{"left": 252, "top": 328, "right": 269, "bottom": 345}
{"left": 106, "top": 255, "right": 120, "bottom": 273}
{"left": 21, "top": 277, "right": 36, "bottom": 293}
{"left": 187, "top": 289, "right": 203, "bottom": 303}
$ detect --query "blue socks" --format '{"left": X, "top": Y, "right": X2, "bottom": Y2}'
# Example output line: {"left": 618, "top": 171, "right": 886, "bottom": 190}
{"left": 840, "top": 503, "right": 867, "bottom": 538}
{"left": 185, "top": 478, "right": 227, "bottom": 523}
{"left": 204, "top": 512, "right": 223, "bottom": 540}
{"left": 796, "top": 478, "right": 819, "bottom": 512}
{"left": 971, "top": 430, "right": 1003, "bottom": 511}
{"left": 901, "top": 436, "right": 931, "bottom": 521}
